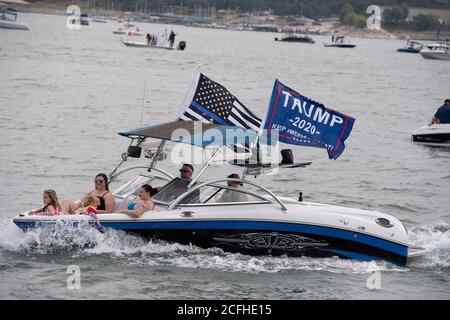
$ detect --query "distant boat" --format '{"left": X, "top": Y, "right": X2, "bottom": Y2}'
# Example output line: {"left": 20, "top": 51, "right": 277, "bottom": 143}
{"left": 420, "top": 42, "right": 450, "bottom": 60}
{"left": 411, "top": 124, "right": 450, "bottom": 146}
{"left": 92, "top": 17, "right": 107, "bottom": 23}
{"left": 323, "top": 36, "right": 356, "bottom": 48}
{"left": 0, "top": 4, "right": 29, "bottom": 30}
{"left": 112, "top": 27, "right": 126, "bottom": 34}
{"left": 397, "top": 40, "right": 423, "bottom": 53}
{"left": 306, "top": 27, "right": 324, "bottom": 35}
{"left": 121, "top": 39, "right": 186, "bottom": 51}
{"left": 113, "top": 27, "right": 143, "bottom": 36}
{"left": 80, "top": 13, "right": 89, "bottom": 26}
{"left": 274, "top": 33, "right": 315, "bottom": 44}
{"left": 67, "top": 12, "right": 89, "bottom": 26}
{"left": 425, "top": 41, "right": 449, "bottom": 50}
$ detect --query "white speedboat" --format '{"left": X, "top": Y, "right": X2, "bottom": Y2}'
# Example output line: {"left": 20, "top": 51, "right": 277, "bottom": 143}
{"left": 91, "top": 16, "right": 107, "bottom": 23}
{"left": 425, "top": 41, "right": 449, "bottom": 50}
{"left": 13, "top": 121, "right": 426, "bottom": 266}
{"left": 323, "top": 36, "right": 356, "bottom": 48}
{"left": 121, "top": 39, "right": 186, "bottom": 50}
{"left": 0, "top": 4, "right": 29, "bottom": 30}
{"left": 112, "top": 27, "right": 126, "bottom": 35}
{"left": 420, "top": 42, "right": 450, "bottom": 60}
{"left": 411, "top": 123, "right": 450, "bottom": 146}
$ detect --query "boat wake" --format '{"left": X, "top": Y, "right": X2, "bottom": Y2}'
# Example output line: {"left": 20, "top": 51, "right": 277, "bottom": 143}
{"left": 1, "top": 217, "right": 448, "bottom": 274}
{"left": 407, "top": 222, "right": 450, "bottom": 270}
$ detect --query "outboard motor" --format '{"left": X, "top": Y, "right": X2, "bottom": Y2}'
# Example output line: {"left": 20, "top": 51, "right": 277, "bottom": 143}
{"left": 280, "top": 149, "right": 294, "bottom": 165}
{"left": 178, "top": 41, "right": 186, "bottom": 51}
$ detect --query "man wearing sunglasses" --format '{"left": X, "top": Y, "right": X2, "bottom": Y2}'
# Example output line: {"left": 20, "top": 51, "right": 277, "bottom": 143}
{"left": 179, "top": 163, "right": 194, "bottom": 181}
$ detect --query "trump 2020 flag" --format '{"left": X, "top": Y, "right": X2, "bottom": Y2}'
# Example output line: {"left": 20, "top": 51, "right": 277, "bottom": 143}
{"left": 262, "top": 80, "right": 355, "bottom": 160}
{"left": 177, "top": 72, "right": 261, "bottom": 131}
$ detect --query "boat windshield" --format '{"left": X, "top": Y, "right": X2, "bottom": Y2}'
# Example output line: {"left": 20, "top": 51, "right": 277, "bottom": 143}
{"left": 112, "top": 174, "right": 167, "bottom": 199}
{"left": 153, "top": 177, "right": 268, "bottom": 205}
{"left": 153, "top": 177, "right": 200, "bottom": 204}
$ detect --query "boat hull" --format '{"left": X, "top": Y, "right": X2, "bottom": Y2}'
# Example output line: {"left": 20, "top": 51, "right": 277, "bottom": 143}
{"left": 420, "top": 52, "right": 450, "bottom": 60}
{"left": 122, "top": 40, "right": 186, "bottom": 50}
{"left": 0, "top": 20, "right": 29, "bottom": 30}
{"left": 105, "top": 221, "right": 408, "bottom": 266}
{"left": 13, "top": 200, "right": 411, "bottom": 266}
{"left": 323, "top": 43, "right": 356, "bottom": 48}
{"left": 397, "top": 48, "right": 420, "bottom": 53}
{"left": 274, "top": 37, "right": 315, "bottom": 44}
{"left": 411, "top": 124, "right": 450, "bottom": 146}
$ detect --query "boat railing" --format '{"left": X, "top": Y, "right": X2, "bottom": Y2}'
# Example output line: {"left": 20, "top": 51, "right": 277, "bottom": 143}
{"left": 112, "top": 171, "right": 174, "bottom": 200}
{"left": 109, "top": 165, "right": 174, "bottom": 183}
{"left": 168, "top": 178, "right": 288, "bottom": 212}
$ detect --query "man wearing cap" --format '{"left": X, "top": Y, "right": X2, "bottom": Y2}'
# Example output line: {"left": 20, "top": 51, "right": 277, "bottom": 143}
{"left": 217, "top": 174, "right": 249, "bottom": 203}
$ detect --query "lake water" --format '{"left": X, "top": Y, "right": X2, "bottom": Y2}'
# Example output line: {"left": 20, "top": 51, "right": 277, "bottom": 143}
{"left": 0, "top": 13, "right": 449, "bottom": 300}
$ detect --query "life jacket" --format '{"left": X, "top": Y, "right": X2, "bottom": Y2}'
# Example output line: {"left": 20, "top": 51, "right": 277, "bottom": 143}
{"left": 83, "top": 206, "right": 98, "bottom": 219}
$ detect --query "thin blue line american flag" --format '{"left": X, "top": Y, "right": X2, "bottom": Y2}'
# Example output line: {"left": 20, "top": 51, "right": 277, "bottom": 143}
{"left": 178, "top": 73, "right": 261, "bottom": 131}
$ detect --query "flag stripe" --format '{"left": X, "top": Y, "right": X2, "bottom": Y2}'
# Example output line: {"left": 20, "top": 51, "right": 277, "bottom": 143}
{"left": 229, "top": 113, "right": 259, "bottom": 131}
{"left": 231, "top": 107, "right": 260, "bottom": 129}
{"left": 233, "top": 101, "right": 261, "bottom": 124}
{"left": 191, "top": 101, "right": 227, "bottom": 125}
{"left": 184, "top": 107, "right": 206, "bottom": 121}
{"left": 228, "top": 113, "right": 249, "bottom": 129}
{"left": 227, "top": 115, "right": 245, "bottom": 128}
{"left": 181, "top": 112, "right": 198, "bottom": 121}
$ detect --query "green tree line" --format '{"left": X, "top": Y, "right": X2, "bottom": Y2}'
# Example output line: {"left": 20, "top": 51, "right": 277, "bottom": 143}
{"left": 29, "top": 0, "right": 450, "bottom": 19}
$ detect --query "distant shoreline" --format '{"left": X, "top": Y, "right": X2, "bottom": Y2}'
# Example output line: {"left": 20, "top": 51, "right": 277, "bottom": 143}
{"left": 15, "top": 2, "right": 450, "bottom": 42}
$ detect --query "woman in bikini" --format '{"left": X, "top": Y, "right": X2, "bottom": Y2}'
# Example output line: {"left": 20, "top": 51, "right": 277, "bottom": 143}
{"left": 61, "top": 173, "right": 116, "bottom": 214}
{"left": 116, "top": 184, "right": 156, "bottom": 218}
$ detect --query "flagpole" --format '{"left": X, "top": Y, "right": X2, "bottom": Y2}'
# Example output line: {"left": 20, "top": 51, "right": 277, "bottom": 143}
{"left": 140, "top": 79, "right": 146, "bottom": 127}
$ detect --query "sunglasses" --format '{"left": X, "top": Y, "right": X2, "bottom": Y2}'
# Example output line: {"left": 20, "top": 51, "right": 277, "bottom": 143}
{"left": 179, "top": 169, "right": 192, "bottom": 174}
{"left": 95, "top": 180, "right": 105, "bottom": 183}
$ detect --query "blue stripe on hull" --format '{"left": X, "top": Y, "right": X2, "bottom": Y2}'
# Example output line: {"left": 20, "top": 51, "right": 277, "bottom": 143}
{"left": 97, "top": 220, "right": 407, "bottom": 257}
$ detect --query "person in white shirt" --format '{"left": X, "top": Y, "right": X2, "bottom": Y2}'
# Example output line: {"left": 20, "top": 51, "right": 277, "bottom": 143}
{"left": 217, "top": 173, "right": 249, "bottom": 203}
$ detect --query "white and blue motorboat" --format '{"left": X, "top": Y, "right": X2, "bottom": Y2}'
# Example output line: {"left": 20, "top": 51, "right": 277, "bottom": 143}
{"left": 411, "top": 123, "right": 450, "bottom": 146}
{"left": 13, "top": 121, "right": 426, "bottom": 266}
{"left": 0, "top": 3, "right": 29, "bottom": 30}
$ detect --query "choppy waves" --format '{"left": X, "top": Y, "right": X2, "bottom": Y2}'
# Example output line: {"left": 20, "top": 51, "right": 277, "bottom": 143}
{"left": 407, "top": 222, "right": 450, "bottom": 270}
{"left": 1, "top": 217, "right": 448, "bottom": 274}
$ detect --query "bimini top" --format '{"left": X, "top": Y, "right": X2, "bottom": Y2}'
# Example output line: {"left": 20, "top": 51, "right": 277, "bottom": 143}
{"left": 119, "top": 120, "right": 258, "bottom": 148}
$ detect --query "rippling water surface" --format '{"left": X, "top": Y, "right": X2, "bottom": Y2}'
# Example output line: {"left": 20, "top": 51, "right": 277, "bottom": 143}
{"left": 0, "top": 13, "right": 449, "bottom": 299}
